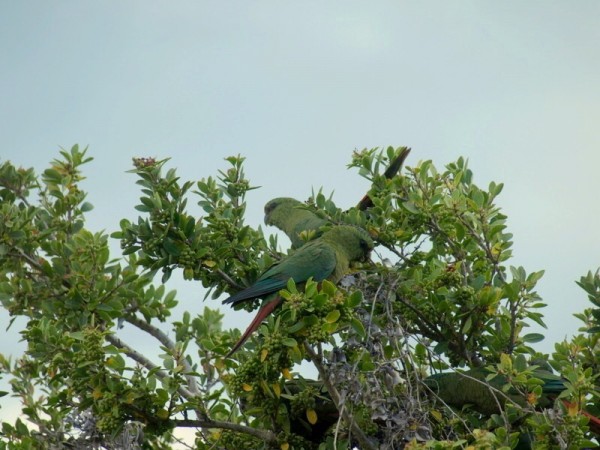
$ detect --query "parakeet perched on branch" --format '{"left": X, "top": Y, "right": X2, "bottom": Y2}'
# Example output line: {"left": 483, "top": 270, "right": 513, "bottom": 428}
{"left": 264, "top": 147, "right": 411, "bottom": 248}
{"left": 264, "top": 197, "right": 327, "bottom": 249}
{"left": 223, "top": 225, "right": 374, "bottom": 356}
{"left": 425, "top": 368, "right": 600, "bottom": 436}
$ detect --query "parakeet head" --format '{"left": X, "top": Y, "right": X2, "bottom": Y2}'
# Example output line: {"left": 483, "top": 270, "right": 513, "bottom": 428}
{"left": 264, "top": 197, "right": 303, "bottom": 225}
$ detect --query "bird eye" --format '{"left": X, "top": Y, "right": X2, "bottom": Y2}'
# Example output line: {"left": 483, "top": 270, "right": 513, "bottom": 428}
{"left": 264, "top": 201, "right": 278, "bottom": 214}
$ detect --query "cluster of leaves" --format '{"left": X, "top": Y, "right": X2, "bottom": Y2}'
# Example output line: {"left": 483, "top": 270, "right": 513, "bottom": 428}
{"left": 572, "top": 271, "right": 600, "bottom": 379}
{"left": 220, "top": 280, "right": 364, "bottom": 447}
{"left": 0, "top": 145, "right": 599, "bottom": 449}
{"left": 344, "top": 148, "right": 548, "bottom": 367}
{"left": 116, "top": 155, "right": 271, "bottom": 299}
{"left": 0, "top": 147, "right": 212, "bottom": 448}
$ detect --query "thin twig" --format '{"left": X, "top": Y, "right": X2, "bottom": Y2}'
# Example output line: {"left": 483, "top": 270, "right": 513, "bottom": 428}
{"left": 216, "top": 268, "right": 245, "bottom": 290}
{"left": 393, "top": 292, "right": 442, "bottom": 341}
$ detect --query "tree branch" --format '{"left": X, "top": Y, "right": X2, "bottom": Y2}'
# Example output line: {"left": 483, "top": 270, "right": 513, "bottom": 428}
{"left": 125, "top": 314, "right": 200, "bottom": 397}
{"left": 105, "top": 334, "right": 198, "bottom": 403}
{"left": 174, "top": 419, "right": 277, "bottom": 444}
{"left": 216, "top": 268, "right": 245, "bottom": 290}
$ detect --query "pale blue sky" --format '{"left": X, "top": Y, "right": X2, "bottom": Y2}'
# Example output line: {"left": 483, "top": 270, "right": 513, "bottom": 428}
{"left": 1, "top": 1, "right": 599, "bottom": 436}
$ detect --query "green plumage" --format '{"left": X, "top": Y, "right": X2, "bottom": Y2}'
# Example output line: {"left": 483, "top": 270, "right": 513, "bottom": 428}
{"left": 425, "top": 368, "right": 600, "bottom": 448}
{"left": 223, "top": 225, "right": 374, "bottom": 354}
{"left": 264, "top": 197, "right": 327, "bottom": 249}
{"left": 424, "top": 368, "right": 561, "bottom": 416}
{"left": 264, "top": 149, "right": 411, "bottom": 249}
{"left": 224, "top": 225, "right": 373, "bottom": 307}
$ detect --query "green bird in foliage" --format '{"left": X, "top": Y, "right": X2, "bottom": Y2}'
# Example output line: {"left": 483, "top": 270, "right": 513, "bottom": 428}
{"left": 425, "top": 368, "right": 600, "bottom": 437}
{"left": 264, "top": 197, "right": 327, "bottom": 249}
{"left": 264, "top": 148, "right": 411, "bottom": 248}
{"left": 223, "top": 225, "right": 374, "bottom": 356}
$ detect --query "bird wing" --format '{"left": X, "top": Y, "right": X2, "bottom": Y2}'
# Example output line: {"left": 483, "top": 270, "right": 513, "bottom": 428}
{"left": 222, "top": 242, "right": 337, "bottom": 307}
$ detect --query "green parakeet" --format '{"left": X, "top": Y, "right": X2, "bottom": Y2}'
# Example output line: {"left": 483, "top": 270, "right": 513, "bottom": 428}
{"left": 425, "top": 368, "right": 600, "bottom": 435}
{"left": 264, "top": 197, "right": 327, "bottom": 249}
{"left": 425, "top": 368, "right": 557, "bottom": 416}
{"left": 264, "top": 148, "right": 411, "bottom": 248}
{"left": 223, "top": 225, "right": 374, "bottom": 356}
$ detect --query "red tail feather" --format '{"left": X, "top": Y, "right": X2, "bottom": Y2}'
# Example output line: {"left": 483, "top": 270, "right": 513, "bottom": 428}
{"left": 225, "top": 297, "right": 282, "bottom": 358}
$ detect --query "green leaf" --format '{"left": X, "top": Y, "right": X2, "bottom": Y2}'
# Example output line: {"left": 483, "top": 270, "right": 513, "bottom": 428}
{"left": 526, "top": 270, "right": 545, "bottom": 285}
{"left": 304, "top": 280, "right": 318, "bottom": 298}
{"left": 80, "top": 202, "right": 94, "bottom": 212}
{"left": 106, "top": 354, "right": 126, "bottom": 372}
{"left": 200, "top": 339, "right": 215, "bottom": 350}
{"left": 15, "top": 419, "right": 29, "bottom": 436}
{"left": 163, "top": 238, "right": 182, "bottom": 256}
{"left": 313, "top": 293, "right": 328, "bottom": 309}
{"left": 43, "top": 168, "right": 62, "bottom": 182}
{"left": 69, "top": 331, "right": 85, "bottom": 340}
{"left": 282, "top": 338, "right": 298, "bottom": 347}
{"left": 471, "top": 189, "right": 484, "bottom": 208}
{"left": 454, "top": 222, "right": 465, "bottom": 240}
{"left": 122, "top": 245, "right": 141, "bottom": 255}
{"left": 359, "top": 353, "right": 375, "bottom": 371}
{"left": 325, "top": 310, "right": 341, "bottom": 324}
{"left": 346, "top": 291, "right": 363, "bottom": 308}
{"left": 135, "top": 204, "right": 152, "bottom": 212}
{"left": 287, "top": 320, "right": 306, "bottom": 334}
{"left": 514, "top": 354, "right": 528, "bottom": 372}
{"left": 383, "top": 345, "right": 394, "bottom": 359}
{"left": 521, "top": 333, "right": 545, "bottom": 343}
{"left": 402, "top": 201, "right": 419, "bottom": 214}
{"left": 286, "top": 278, "right": 297, "bottom": 293}
{"left": 461, "top": 316, "right": 472, "bottom": 334}
{"left": 321, "top": 280, "right": 337, "bottom": 296}
{"left": 499, "top": 353, "right": 512, "bottom": 372}
{"left": 351, "top": 318, "right": 365, "bottom": 337}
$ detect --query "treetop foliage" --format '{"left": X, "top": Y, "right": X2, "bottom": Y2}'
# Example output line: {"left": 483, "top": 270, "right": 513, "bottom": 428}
{"left": 0, "top": 145, "right": 599, "bottom": 449}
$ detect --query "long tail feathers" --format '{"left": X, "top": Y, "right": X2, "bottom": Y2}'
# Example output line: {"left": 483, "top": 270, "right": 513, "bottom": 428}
{"left": 561, "top": 399, "right": 600, "bottom": 435}
{"left": 225, "top": 297, "right": 282, "bottom": 358}
{"left": 357, "top": 147, "right": 411, "bottom": 211}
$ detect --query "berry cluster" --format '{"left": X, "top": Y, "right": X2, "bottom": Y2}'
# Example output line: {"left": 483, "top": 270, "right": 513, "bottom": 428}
{"left": 290, "top": 386, "right": 316, "bottom": 418}
{"left": 141, "top": 236, "right": 161, "bottom": 253}
{"left": 213, "top": 430, "right": 262, "bottom": 449}
{"left": 149, "top": 208, "right": 171, "bottom": 223}
{"left": 178, "top": 245, "right": 196, "bottom": 269}
{"left": 132, "top": 157, "right": 157, "bottom": 169}
{"left": 229, "top": 358, "right": 263, "bottom": 398}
